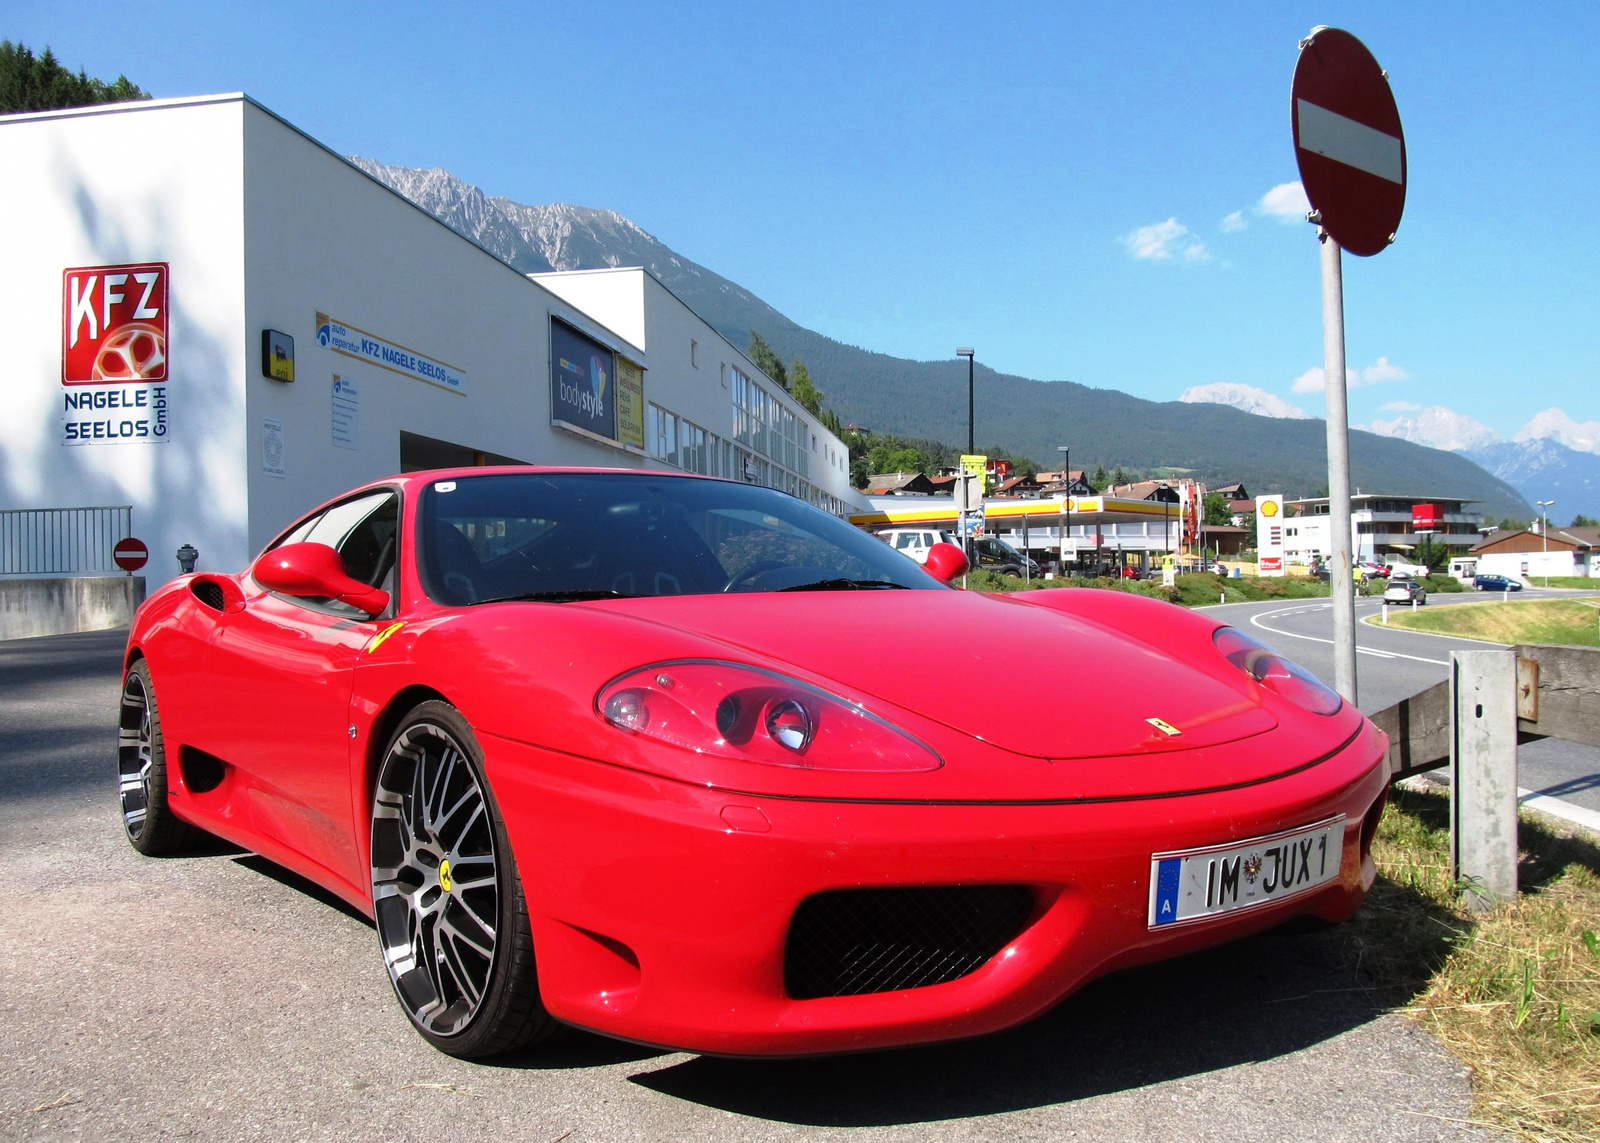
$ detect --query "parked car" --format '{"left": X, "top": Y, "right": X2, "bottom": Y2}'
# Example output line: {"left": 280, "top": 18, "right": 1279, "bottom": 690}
{"left": 1383, "top": 577, "right": 1427, "bottom": 604}
{"left": 119, "top": 466, "right": 1387, "bottom": 1060}
{"left": 1356, "top": 562, "right": 1390, "bottom": 580}
{"left": 1473, "top": 573, "right": 1523, "bottom": 592}
{"left": 877, "top": 528, "right": 959, "bottom": 566}
{"left": 967, "top": 536, "right": 1041, "bottom": 577}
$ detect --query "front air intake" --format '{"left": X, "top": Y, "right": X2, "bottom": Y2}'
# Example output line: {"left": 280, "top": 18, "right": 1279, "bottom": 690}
{"left": 784, "top": 884, "right": 1034, "bottom": 1000}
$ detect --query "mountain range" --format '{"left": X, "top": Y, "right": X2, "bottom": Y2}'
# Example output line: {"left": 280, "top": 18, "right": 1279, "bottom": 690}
{"left": 350, "top": 157, "right": 1535, "bottom": 521}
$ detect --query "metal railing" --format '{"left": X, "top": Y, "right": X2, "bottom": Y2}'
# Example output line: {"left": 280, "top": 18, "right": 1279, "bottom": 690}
{"left": 0, "top": 506, "right": 133, "bottom": 576}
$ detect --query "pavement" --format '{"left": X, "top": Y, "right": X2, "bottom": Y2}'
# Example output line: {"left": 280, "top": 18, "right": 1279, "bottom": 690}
{"left": 1, "top": 627, "right": 1499, "bottom": 1143}
{"left": 1198, "top": 585, "right": 1600, "bottom": 815}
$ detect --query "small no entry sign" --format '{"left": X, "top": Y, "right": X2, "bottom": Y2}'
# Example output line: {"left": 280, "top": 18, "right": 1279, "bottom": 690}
{"left": 113, "top": 537, "right": 149, "bottom": 573}
{"left": 1292, "top": 27, "right": 1406, "bottom": 257}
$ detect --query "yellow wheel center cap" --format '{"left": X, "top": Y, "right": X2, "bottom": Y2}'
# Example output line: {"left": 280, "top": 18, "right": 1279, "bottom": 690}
{"left": 439, "top": 859, "right": 452, "bottom": 893}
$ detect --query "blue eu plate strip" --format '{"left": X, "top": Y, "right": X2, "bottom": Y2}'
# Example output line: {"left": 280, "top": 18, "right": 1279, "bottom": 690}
{"left": 1153, "top": 858, "right": 1182, "bottom": 924}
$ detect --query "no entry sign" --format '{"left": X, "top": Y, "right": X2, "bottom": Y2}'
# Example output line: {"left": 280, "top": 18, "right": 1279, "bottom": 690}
{"left": 1292, "top": 28, "right": 1405, "bottom": 257}
{"left": 113, "top": 537, "right": 149, "bottom": 573}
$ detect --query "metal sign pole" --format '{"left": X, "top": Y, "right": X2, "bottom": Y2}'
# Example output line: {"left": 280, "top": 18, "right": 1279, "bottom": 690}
{"left": 1320, "top": 228, "right": 1358, "bottom": 704}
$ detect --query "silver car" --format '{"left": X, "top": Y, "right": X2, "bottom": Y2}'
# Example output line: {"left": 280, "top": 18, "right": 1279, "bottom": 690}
{"left": 1383, "top": 577, "right": 1427, "bottom": 605}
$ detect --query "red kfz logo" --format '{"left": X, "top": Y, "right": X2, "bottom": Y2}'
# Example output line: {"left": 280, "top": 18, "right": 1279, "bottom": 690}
{"left": 62, "top": 263, "right": 169, "bottom": 384}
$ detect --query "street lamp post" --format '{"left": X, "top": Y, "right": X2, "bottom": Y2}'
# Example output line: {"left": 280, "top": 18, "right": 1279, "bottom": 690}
{"left": 1537, "top": 500, "right": 1555, "bottom": 555}
{"left": 1058, "top": 445, "right": 1070, "bottom": 576}
{"left": 956, "top": 348, "right": 975, "bottom": 455}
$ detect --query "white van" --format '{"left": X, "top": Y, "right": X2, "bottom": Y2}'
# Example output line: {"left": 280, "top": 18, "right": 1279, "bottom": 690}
{"left": 877, "top": 528, "right": 959, "bottom": 565}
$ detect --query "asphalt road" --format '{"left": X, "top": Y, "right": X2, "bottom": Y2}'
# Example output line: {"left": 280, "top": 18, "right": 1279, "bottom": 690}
{"left": 1, "top": 628, "right": 1495, "bottom": 1143}
{"left": 1199, "top": 586, "right": 1600, "bottom": 814}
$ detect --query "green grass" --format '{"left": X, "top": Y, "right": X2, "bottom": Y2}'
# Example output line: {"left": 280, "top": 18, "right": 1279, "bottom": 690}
{"left": 1530, "top": 576, "right": 1600, "bottom": 590}
{"left": 1351, "top": 788, "right": 1600, "bottom": 1141}
{"left": 1375, "top": 597, "right": 1600, "bottom": 647}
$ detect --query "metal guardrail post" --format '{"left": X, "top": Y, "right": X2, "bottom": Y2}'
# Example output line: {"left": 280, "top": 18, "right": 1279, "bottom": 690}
{"left": 1450, "top": 648, "right": 1519, "bottom": 911}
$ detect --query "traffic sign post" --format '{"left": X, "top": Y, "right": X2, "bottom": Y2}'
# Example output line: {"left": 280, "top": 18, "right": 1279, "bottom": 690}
{"left": 112, "top": 537, "right": 149, "bottom": 575}
{"left": 1292, "top": 26, "right": 1406, "bottom": 707}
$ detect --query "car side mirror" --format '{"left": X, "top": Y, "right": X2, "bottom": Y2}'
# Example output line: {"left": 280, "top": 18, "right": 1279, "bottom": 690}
{"left": 923, "top": 542, "right": 970, "bottom": 583}
{"left": 252, "top": 542, "right": 390, "bottom": 616}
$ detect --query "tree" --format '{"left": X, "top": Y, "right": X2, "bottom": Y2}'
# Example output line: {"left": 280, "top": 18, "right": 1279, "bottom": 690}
{"left": 1498, "top": 516, "right": 1524, "bottom": 532}
{"left": 1572, "top": 513, "right": 1597, "bottom": 528}
{"left": 747, "top": 331, "right": 788, "bottom": 390}
{"left": 789, "top": 358, "right": 824, "bottom": 416}
{"left": 1202, "top": 491, "right": 1234, "bottom": 526}
{"left": 1091, "top": 464, "right": 1108, "bottom": 491}
{"left": 1111, "top": 465, "right": 1127, "bottom": 488}
{"left": 1414, "top": 534, "right": 1449, "bottom": 574}
{"left": 0, "top": 42, "right": 148, "bottom": 113}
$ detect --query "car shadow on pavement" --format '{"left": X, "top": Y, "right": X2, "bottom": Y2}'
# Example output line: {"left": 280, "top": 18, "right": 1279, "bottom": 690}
{"left": 232, "top": 853, "right": 376, "bottom": 927}
{"left": 625, "top": 923, "right": 1389, "bottom": 1127}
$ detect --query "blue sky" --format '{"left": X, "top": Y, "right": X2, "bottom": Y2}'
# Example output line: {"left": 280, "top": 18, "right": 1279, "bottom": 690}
{"left": 9, "top": 1, "right": 1596, "bottom": 440}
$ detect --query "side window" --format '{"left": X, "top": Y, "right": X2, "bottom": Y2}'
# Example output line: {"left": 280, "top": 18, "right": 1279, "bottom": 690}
{"left": 894, "top": 533, "right": 917, "bottom": 550}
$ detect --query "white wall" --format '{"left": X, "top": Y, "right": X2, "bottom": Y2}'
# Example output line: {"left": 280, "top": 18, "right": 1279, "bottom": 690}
{"left": 1476, "top": 549, "right": 1586, "bottom": 582}
{"left": 0, "top": 96, "right": 250, "bottom": 580}
{"left": 242, "top": 103, "right": 653, "bottom": 556}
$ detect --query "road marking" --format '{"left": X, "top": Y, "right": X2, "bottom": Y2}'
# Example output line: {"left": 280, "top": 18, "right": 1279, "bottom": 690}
{"left": 1249, "top": 606, "right": 1448, "bottom": 666}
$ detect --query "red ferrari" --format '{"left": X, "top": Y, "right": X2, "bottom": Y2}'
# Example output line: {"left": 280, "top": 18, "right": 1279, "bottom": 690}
{"left": 119, "top": 468, "right": 1388, "bottom": 1059}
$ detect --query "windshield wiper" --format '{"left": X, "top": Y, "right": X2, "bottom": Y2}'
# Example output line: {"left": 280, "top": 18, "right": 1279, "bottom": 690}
{"left": 776, "top": 578, "right": 910, "bottom": 592}
{"left": 474, "top": 589, "right": 640, "bottom": 604}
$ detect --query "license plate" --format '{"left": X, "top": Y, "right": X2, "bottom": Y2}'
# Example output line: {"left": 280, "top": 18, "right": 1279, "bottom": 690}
{"left": 1148, "top": 817, "right": 1345, "bottom": 928}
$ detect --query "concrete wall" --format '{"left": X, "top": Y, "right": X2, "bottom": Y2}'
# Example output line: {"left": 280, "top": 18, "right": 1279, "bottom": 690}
{"left": 0, "top": 576, "right": 145, "bottom": 641}
{"left": 0, "top": 96, "right": 250, "bottom": 588}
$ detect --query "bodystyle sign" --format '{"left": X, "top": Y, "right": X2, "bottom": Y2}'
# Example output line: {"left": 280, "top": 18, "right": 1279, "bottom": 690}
{"left": 550, "top": 318, "right": 616, "bottom": 440}
{"left": 61, "top": 263, "right": 171, "bottom": 445}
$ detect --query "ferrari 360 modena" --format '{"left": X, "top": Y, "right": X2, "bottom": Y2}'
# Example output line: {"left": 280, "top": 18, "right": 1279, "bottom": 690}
{"left": 119, "top": 467, "right": 1389, "bottom": 1058}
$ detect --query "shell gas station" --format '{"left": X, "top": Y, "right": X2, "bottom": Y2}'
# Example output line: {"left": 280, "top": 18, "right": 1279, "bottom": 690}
{"left": 851, "top": 479, "right": 1207, "bottom": 579}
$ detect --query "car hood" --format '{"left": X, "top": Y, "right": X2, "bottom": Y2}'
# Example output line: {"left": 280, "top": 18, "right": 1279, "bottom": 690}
{"left": 595, "top": 588, "right": 1276, "bottom": 759}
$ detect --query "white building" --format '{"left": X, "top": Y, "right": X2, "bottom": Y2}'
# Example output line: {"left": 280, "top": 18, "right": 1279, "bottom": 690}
{"left": 1281, "top": 495, "right": 1483, "bottom": 567}
{"left": 0, "top": 93, "right": 861, "bottom": 589}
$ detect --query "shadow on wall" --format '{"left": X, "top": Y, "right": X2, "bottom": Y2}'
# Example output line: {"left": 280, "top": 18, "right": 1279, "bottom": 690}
{"left": 0, "top": 148, "right": 249, "bottom": 584}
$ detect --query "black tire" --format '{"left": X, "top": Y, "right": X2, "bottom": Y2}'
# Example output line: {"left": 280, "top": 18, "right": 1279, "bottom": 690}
{"left": 118, "top": 659, "right": 199, "bottom": 855}
{"left": 370, "top": 701, "right": 558, "bottom": 1058}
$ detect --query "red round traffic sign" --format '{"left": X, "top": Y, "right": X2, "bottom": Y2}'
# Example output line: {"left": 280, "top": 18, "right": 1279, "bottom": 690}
{"left": 113, "top": 537, "right": 149, "bottom": 572}
{"left": 1291, "top": 27, "right": 1406, "bottom": 257}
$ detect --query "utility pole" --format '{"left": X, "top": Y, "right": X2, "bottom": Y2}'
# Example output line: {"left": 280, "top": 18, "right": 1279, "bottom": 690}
{"left": 1537, "top": 500, "right": 1554, "bottom": 554}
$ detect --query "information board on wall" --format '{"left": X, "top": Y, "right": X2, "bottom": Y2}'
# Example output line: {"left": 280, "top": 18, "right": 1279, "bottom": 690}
{"left": 1256, "top": 495, "right": 1286, "bottom": 576}
{"left": 332, "top": 376, "right": 359, "bottom": 450}
{"left": 550, "top": 318, "right": 615, "bottom": 440}
{"left": 615, "top": 357, "right": 645, "bottom": 451}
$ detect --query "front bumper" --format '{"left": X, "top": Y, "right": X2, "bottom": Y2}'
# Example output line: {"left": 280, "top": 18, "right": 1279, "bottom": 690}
{"left": 484, "top": 719, "right": 1388, "bottom": 1056}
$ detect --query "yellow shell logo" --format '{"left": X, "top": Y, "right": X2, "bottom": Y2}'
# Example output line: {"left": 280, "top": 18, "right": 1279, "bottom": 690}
{"left": 1260, "top": 500, "right": 1280, "bottom": 517}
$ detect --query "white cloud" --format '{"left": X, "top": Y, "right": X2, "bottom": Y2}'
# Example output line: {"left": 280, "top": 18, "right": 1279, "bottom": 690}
{"left": 1363, "top": 406, "right": 1501, "bottom": 452}
{"left": 1220, "top": 210, "right": 1248, "bottom": 233}
{"left": 1515, "top": 408, "right": 1600, "bottom": 455}
{"left": 1123, "top": 217, "right": 1208, "bottom": 262}
{"left": 1381, "top": 400, "right": 1422, "bottom": 413}
{"left": 1256, "top": 181, "right": 1311, "bottom": 222}
{"left": 1362, "top": 356, "right": 1409, "bottom": 384}
{"left": 1179, "top": 383, "right": 1312, "bottom": 420}
{"left": 1290, "top": 357, "right": 1409, "bottom": 393}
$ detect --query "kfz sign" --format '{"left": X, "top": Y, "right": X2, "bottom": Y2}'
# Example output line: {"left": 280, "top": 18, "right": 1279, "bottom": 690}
{"left": 62, "top": 263, "right": 169, "bottom": 384}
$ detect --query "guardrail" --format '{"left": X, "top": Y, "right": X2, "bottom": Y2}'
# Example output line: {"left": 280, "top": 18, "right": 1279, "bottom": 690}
{"left": 0, "top": 506, "right": 132, "bottom": 576}
{"left": 1371, "top": 643, "right": 1600, "bottom": 910}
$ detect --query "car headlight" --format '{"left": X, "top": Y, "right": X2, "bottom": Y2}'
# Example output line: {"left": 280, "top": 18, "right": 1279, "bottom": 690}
{"left": 1212, "top": 626, "right": 1342, "bottom": 716}
{"left": 596, "top": 660, "right": 942, "bottom": 772}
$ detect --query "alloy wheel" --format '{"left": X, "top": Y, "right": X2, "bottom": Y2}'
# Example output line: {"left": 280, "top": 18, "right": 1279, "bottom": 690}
{"left": 118, "top": 670, "right": 154, "bottom": 839}
{"left": 371, "top": 721, "right": 501, "bottom": 1038}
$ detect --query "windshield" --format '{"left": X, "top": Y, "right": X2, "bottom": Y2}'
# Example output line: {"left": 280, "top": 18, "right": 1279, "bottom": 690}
{"left": 418, "top": 472, "right": 944, "bottom": 604}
